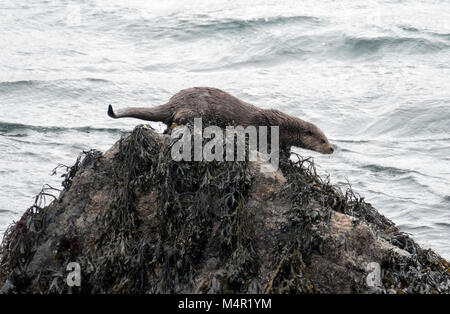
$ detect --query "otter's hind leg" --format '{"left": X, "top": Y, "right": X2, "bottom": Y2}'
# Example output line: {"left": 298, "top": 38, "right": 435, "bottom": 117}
{"left": 172, "top": 108, "right": 199, "bottom": 125}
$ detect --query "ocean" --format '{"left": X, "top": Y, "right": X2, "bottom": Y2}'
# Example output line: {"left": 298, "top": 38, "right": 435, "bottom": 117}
{"left": 0, "top": 0, "right": 449, "bottom": 258}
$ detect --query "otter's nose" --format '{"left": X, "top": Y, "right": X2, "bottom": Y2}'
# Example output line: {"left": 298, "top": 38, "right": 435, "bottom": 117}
{"left": 329, "top": 146, "right": 334, "bottom": 153}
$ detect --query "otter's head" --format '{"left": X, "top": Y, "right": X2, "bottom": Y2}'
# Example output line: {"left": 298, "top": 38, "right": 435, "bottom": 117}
{"left": 294, "top": 121, "right": 334, "bottom": 154}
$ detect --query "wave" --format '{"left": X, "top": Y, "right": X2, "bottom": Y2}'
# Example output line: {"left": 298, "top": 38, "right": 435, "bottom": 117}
{"left": 361, "top": 164, "right": 447, "bottom": 193}
{"left": 193, "top": 44, "right": 309, "bottom": 72}
{"left": 190, "top": 32, "right": 450, "bottom": 71}
{"left": 435, "top": 222, "right": 450, "bottom": 228}
{"left": 396, "top": 224, "right": 433, "bottom": 232}
{"left": 361, "top": 104, "right": 450, "bottom": 138}
{"left": 0, "top": 209, "right": 16, "bottom": 214}
{"left": 361, "top": 164, "right": 446, "bottom": 184}
{"left": 362, "top": 164, "right": 417, "bottom": 176}
{"left": 334, "top": 137, "right": 450, "bottom": 144}
{"left": 0, "top": 78, "right": 110, "bottom": 90}
{"left": 337, "top": 35, "right": 449, "bottom": 57}
{"left": 0, "top": 121, "right": 125, "bottom": 135}
{"left": 146, "top": 15, "right": 321, "bottom": 40}
{"left": 399, "top": 25, "right": 450, "bottom": 41}
{"left": 0, "top": 80, "right": 35, "bottom": 88}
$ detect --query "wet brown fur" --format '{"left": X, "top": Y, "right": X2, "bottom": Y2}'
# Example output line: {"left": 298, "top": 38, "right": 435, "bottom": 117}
{"left": 108, "top": 87, "right": 334, "bottom": 154}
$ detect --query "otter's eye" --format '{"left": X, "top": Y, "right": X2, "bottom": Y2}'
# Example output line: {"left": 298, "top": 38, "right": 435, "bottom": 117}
{"left": 307, "top": 130, "right": 313, "bottom": 136}
{"left": 321, "top": 139, "right": 326, "bottom": 144}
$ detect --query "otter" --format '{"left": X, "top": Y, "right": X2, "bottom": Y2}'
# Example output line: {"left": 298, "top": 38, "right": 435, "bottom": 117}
{"left": 108, "top": 87, "right": 334, "bottom": 154}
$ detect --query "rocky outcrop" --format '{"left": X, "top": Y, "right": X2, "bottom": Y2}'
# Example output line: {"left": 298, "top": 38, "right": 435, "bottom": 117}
{"left": 1, "top": 125, "right": 449, "bottom": 293}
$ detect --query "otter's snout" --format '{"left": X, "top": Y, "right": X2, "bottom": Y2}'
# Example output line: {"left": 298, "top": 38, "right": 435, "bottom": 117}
{"left": 320, "top": 144, "right": 334, "bottom": 154}
{"left": 328, "top": 146, "right": 334, "bottom": 154}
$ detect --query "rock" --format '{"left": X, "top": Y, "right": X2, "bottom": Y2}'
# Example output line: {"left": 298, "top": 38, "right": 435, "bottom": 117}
{"left": 1, "top": 125, "right": 449, "bottom": 294}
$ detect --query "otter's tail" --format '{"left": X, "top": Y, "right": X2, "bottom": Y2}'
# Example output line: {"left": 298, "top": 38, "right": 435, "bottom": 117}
{"left": 107, "top": 104, "right": 117, "bottom": 118}
{"left": 107, "top": 104, "right": 171, "bottom": 123}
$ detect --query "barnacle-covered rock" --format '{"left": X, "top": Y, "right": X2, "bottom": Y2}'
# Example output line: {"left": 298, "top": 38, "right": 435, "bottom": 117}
{"left": 0, "top": 125, "right": 449, "bottom": 294}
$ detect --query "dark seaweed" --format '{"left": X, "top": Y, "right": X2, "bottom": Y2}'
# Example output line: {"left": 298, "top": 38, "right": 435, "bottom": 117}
{"left": 1, "top": 125, "right": 449, "bottom": 294}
